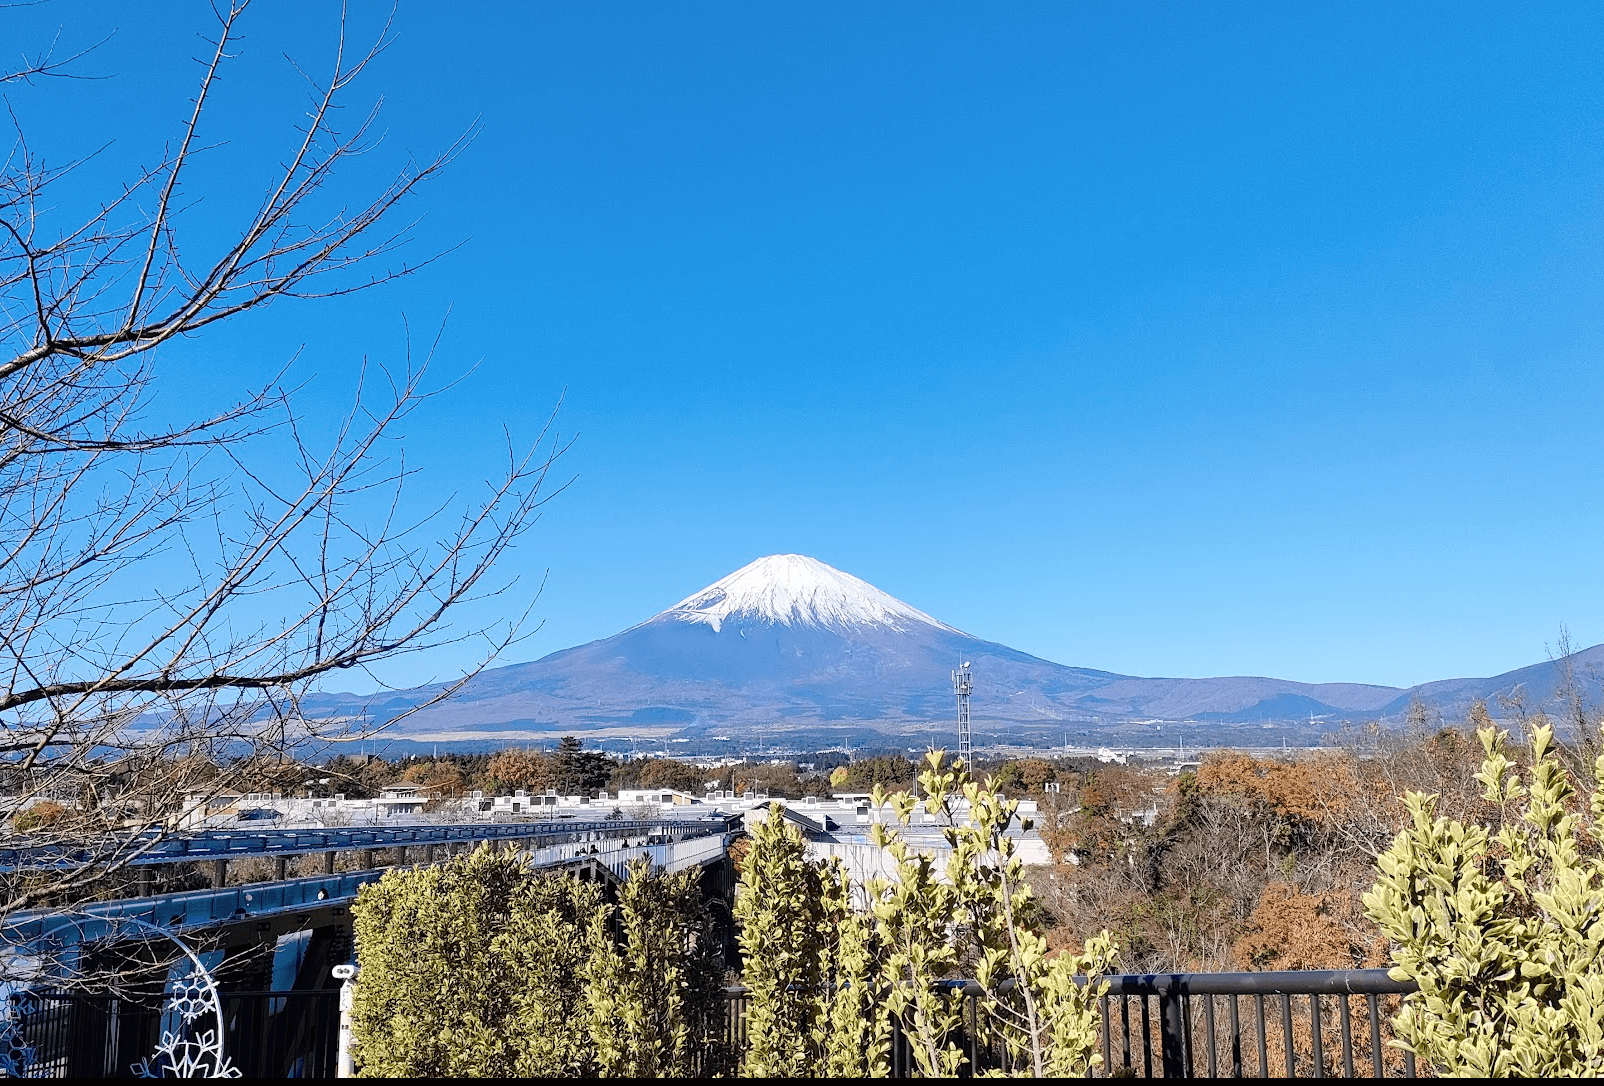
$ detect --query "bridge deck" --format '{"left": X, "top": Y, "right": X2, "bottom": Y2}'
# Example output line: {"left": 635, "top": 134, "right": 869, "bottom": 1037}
{"left": 2, "top": 830, "right": 731, "bottom": 948}
{"left": 0, "top": 817, "right": 732, "bottom": 872}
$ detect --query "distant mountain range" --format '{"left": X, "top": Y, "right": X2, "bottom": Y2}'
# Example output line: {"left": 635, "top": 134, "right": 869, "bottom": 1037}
{"left": 302, "top": 555, "right": 1604, "bottom": 751}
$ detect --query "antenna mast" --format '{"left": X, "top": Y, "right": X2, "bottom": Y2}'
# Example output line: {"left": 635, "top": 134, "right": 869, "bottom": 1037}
{"left": 952, "top": 661, "right": 973, "bottom": 766}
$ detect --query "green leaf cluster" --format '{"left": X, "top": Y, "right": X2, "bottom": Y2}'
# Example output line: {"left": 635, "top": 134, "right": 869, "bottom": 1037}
{"left": 871, "top": 752, "right": 1117, "bottom": 1078}
{"left": 349, "top": 845, "right": 722, "bottom": 1078}
{"left": 736, "top": 752, "right": 1117, "bottom": 1078}
{"left": 585, "top": 857, "right": 727, "bottom": 1077}
{"left": 733, "top": 807, "right": 892, "bottom": 1077}
{"left": 1364, "top": 723, "right": 1604, "bottom": 1076}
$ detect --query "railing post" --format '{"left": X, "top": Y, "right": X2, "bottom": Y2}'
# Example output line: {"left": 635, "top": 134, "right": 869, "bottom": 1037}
{"left": 1160, "top": 975, "right": 1187, "bottom": 1078}
{"left": 333, "top": 963, "right": 358, "bottom": 1077}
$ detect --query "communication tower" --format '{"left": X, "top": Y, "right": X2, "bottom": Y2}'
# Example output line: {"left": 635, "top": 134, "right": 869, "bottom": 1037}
{"left": 952, "top": 661, "right": 973, "bottom": 766}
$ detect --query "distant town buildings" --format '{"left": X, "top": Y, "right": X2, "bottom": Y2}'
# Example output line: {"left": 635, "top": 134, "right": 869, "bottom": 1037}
{"left": 170, "top": 781, "right": 1052, "bottom": 877}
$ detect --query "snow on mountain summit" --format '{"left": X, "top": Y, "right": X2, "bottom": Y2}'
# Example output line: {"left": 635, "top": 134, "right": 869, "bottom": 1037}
{"left": 660, "top": 554, "right": 956, "bottom": 633}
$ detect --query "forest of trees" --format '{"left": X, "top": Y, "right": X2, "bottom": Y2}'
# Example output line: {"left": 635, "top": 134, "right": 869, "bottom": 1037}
{"left": 1014, "top": 707, "right": 1507, "bottom": 975}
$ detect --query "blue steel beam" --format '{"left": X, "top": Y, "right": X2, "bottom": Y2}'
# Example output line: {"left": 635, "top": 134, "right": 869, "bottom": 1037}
{"left": 0, "top": 817, "right": 730, "bottom": 872}
{"left": 2, "top": 830, "right": 732, "bottom": 949}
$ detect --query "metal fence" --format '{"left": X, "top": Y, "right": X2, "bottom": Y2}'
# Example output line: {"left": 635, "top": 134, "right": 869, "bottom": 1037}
{"left": 724, "top": 968, "right": 1419, "bottom": 1079}
{"left": 7, "top": 969, "right": 1418, "bottom": 1078}
{"left": 3, "top": 989, "right": 338, "bottom": 1078}
{"left": 1096, "top": 969, "right": 1418, "bottom": 1079}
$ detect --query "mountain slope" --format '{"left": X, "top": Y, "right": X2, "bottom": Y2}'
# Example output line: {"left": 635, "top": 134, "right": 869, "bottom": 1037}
{"left": 302, "top": 555, "right": 1603, "bottom": 745}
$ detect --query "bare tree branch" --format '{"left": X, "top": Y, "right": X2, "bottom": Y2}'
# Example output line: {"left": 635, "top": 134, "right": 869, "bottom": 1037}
{"left": 0, "top": 2, "right": 564, "bottom": 925}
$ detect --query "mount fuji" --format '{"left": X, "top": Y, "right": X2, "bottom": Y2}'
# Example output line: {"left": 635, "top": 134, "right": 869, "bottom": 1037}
{"left": 305, "top": 555, "right": 1604, "bottom": 749}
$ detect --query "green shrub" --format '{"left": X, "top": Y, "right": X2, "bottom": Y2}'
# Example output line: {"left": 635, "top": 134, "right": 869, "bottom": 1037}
{"left": 351, "top": 761, "right": 1119, "bottom": 1079}
{"left": 736, "top": 753, "right": 1117, "bottom": 1079}
{"left": 1364, "top": 723, "right": 1604, "bottom": 1076}
{"left": 584, "top": 857, "right": 726, "bottom": 1077}
{"left": 734, "top": 807, "right": 890, "bottom": 1077}
{"left": 350, "top": 845, "right": 601, "bottom": 1077}
{"left": 871, "top": 752, "right": 1117, "bottom": 1077}
{"left": 498, "top": 872, "right": 607, "bottom": 1075}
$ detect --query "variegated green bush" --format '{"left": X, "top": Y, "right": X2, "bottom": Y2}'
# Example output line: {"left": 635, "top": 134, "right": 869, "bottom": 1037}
{"left": 734, "top": 808, "right": 891, "bottom": 1077}
{"left": 871, "top": 752, "right": 1117, "bottom": 1078}
{"left": 1363, "top": 723, "right": 1604, "bottom": 1076}
{"left": 349, "top": 844, "right": 601, "bottom": 1078}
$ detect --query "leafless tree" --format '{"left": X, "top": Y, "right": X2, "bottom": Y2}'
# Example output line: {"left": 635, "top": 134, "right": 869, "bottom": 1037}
{"left": 1547, "top": 625, "right": 1602, "bottom": 778}
{"left": 0, "top": 2, "right": 562, "bottom": 918}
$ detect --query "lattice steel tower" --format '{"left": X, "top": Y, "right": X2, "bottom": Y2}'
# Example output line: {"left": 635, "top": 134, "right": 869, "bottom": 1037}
{"left": 952, "top": 661, "right": 973, "bottom": 766}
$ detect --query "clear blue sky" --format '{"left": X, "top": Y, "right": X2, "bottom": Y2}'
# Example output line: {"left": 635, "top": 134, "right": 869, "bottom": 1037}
{"left": 15, "top": 1, "right": 1604, "bottom": 689}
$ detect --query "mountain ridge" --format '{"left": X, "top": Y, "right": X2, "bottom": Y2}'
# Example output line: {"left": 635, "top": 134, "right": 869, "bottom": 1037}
{"left": 302, "top": 555, "right": 1604, "bottom": 746}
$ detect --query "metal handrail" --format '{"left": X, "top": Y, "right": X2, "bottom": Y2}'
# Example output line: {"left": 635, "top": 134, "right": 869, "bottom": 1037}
{"left": 1104, "top": 968, "right": 1415, "bottom": 996}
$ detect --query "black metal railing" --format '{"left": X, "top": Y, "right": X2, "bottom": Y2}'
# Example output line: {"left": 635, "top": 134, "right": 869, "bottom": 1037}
{"left": 4, "top": 989, "right": 338, "bottom": 1078}
{"left": 1096, "top": 969, "right": 1418, "bottom": 1079}
{"left": 723, "top": 968, "right": 1419, "bottom": 1078}
{"left": 7, "top": 969, "right": 1418, "bottom": 1078}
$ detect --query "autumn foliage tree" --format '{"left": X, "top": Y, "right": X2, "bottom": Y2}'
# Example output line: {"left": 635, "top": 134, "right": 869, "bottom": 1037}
{"left": 485, "top": 748, "right": 551, "bottom": 793}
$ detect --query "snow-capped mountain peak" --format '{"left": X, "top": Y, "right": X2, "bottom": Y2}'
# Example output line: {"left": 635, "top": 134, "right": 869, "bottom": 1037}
{"left": 660, "top": 554, "right": 957, "bottom": 634}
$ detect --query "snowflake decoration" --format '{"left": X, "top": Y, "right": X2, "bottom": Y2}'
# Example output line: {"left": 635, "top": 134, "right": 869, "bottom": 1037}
{"left": 130, "top": 968, "right": 239, "bottom": 1079}
{"left": 0, "top": 992, "right": 39, "bottom": 1078}
{"left": 165, "top": 974, "right": 214, "bottom": 1024}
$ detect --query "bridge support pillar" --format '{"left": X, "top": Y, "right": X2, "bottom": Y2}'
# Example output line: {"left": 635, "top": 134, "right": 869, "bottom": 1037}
{"left": 424, "top": 844, "right": 435, "bottom": 864}
{"left": 361, "top": 849, "right": 376, "bottom": 870}
{"left": 139, "top": 867, "right": 153, "bottom": 897}
{"left": 210, "top": 859, "right": 227, "bottom": 888}
{"left": 324, "top": 851, "right": 336, "bottom": 875}
{"left": 275, "top": 856, "right": 288, "bottom": 881}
